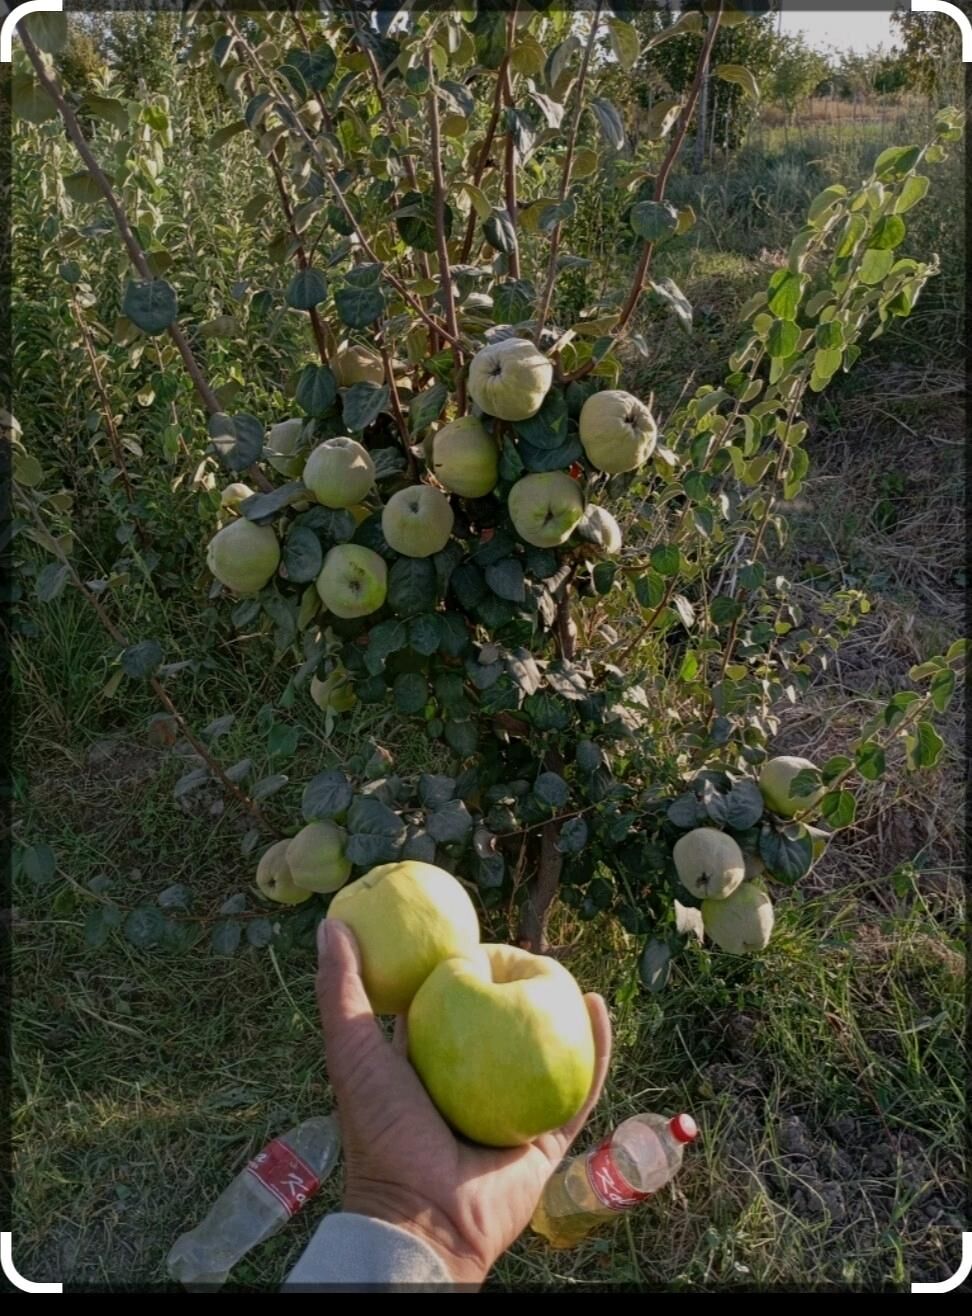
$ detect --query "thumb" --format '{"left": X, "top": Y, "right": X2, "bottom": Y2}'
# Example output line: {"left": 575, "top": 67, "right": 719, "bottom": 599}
{"left": 315, "top": 918, "right": 386, "bottom": 1097}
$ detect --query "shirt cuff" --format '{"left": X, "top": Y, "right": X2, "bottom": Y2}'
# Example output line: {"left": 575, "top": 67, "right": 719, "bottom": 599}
{"left": 281, "top": 1212, "right": 460, "bottom": 1291}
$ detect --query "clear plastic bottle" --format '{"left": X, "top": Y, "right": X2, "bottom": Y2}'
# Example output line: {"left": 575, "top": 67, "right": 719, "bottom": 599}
{"left": 530, "top": 1112, "right": 697, "bottom": 1249}
{"left": 166, "top": 1115, "right": 341, "bottom": 1289}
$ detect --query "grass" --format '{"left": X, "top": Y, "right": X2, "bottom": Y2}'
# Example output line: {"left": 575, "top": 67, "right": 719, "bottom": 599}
{"left": 11, "top": 98, "right": 967, "bottom": 1291}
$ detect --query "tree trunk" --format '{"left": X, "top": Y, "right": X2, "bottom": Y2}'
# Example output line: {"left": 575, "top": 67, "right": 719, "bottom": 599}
{"left": 517, "top": 818, "right": 563, "bottom": 955}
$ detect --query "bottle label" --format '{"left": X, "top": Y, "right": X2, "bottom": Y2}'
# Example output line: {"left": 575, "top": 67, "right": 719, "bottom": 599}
{"left": 245, "top": 1140, "right": 320, "bottom": 1216}
{"left": 585, "top": 1137, "right": 650, "bottom": 1211}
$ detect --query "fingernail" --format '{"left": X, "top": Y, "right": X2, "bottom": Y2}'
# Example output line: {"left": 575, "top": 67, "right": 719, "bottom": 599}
{"left": 316, "top": 919, "right": 329, "bottom": 960}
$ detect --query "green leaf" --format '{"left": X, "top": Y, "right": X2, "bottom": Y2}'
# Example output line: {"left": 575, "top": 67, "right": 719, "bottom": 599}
{"left": 82, "top": 95, "right": 129, "bottom": 132}
{"left": 590, "top": 97, "right": 625, "bottom": 151}
{"left": 35, "top": 562, "right": 70, "bottom": 603}
{"left": 535, "top": 772, "right": 569, "bottom": 809}
{"left": 64, "top": 170, "right": 110, "bottom": 205}
{"left": 444, "top": 720, "right": 478, "bottom": 757}
{"left": 12, "top": 73, "right": 58, "bottom": 124}
{"left": 393, "top": 671, "right": 428, "bottom": 715}
{"left": 303, "top": 770, "right": 353, "bottom": 822}
{"left": 287, "top": 268, "right": 328, "bottom": 311}
{"left": 365, "top": 619, "right": 408, "bottom": 675}
{"left": 873, "top": 145, "right": 921, "bottom": 181}
{"left": 648, "top": 545, "right": 678, "bottom": 578}
{"left": 724, "top": 780, "right": 765, "bottom": 830}
{"left": 820, "top": 790, "right": 856, "bottom": 829}
{"left": 121, "top": 640, "right": 163, "bottom": 680}
{"left": 335, "top": 283, "right": 385, "bottom": 328}
{"left": 208, "top": 413, "right": 263, "bottom": 472}
{"left": 345, "top": 796, "right": 407, "bottom": 866}
{"left": 21, "top": 843, "right": 57, "bottom": 886}
{"left": 296, "top": 364, "right": 337, "bottom": 417}
{"left": 409, "top": 383, "right": 448, "bottom": 434}
{"left": 857, "top": 742, "right": 883, "bottom": 779}
{"left": 211, "top": 920, "right": 242, "bottom": 956}
{"left": 859, "top": 248, "right": 894, "bottom": 285}
{"left": 607, "top": 18, "right": 640, "bottom": 72}
{"left": 759, "top": 823, "right": 813, "bottom": 884}
{"left": 124, "top": 906, "right": 167, "bottom": 949}
{"left": 388, "top": 557, "right": 438, "bottom": 617}
{"left": 427, "top": 799, "right": 473, "bottom": 845}
{"left": 822, "top": 755, "right": 853, "bottom": 784}
{"left": 494, "top": 279, "right": 536, "bottom": 323}
{"left": 25, "top": 12, "right": 68, "bottom": 53}
{"left": 710, "top": 596, "right": 742, "bottom": 626}
{"left": 513, "top": 389, "right": 567, "bottom": 450}
{"left": 905, "top": 720, "right": 945, "bottom": 771}
{"left": 649, "top": 277, "right": 692, "bottom": 333}
{"left": 630, "top": 200, "right": 679, "bottom": 242}
{"left": 557, "top": 816, "right": 589, "bottom": 854}
{"left": 869, "top": 215, "right": 906, "bottom": 250}
{"left": 282, "top": 526, "right": 322, "bottom": 584}
{"left": 485, "top": 558, "right": 526, "bottom": 604}
{"left": 767, "top": 318, "right": 799, "bottom": 359}
{"left": 281, "top": 45, "right": 337, "bottom": 93}
{"left": 714, "top": 63, "right": 759, "bottom": 100}
{"left": 930, "top": 668, "right": 956, "bottom": 712}
{"left": 84, "top": 905, "right": 123, "bottom": 948}
{"left": 342, "top": 383, "right": 388, "bottom": 433}
{"left": 639, "top": 938, "right": 671, "bottom": 993}
{"left": 122, "top": 279, "right": 177, "bottom": 335}
{"left": 246, "top": 918, "right": 274, "bottom": 949}
{"left": 408, "top": 613, "right": 443, "bottom": 656}
{"left": 766, "top": 270, "right": 804, "bottom": 320}
{"left": 396, "top": 191, "right": 450, "bottom": 253}
{"left": 894, "top": 175, "right": 930, "bottom": 214}
{"left": 483, "top": 207, "right": 517, "bottom": 254}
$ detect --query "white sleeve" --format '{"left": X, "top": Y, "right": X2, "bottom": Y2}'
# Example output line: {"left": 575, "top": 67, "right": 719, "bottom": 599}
{"left": 281, "top": 1212, "right": 460, "bottom": 1291}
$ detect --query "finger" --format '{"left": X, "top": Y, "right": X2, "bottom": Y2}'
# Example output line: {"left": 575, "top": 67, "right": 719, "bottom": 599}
{"left": 315, "top": 919, "right": 387, "bottom": 1098}
{"left": 392, "top": 1014, "right": 409, "bottom": 1057}
{"left": 540, "top": 993, "right": 613, "bottom": 1165}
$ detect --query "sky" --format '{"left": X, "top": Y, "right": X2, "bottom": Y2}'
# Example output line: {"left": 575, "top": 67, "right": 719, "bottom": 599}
{"left": 777, "top": 6, "right": 900, "bottom": 53}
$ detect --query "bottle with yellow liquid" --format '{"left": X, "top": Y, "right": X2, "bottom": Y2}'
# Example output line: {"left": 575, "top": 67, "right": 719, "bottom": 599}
{"left": 531, "top": 1112, "right": 698, "bottom": 1249}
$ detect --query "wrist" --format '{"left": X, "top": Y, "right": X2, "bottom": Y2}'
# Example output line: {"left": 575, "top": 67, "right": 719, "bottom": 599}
{"left": 343, "top": 1190, "right": 489, "bottom": 1288}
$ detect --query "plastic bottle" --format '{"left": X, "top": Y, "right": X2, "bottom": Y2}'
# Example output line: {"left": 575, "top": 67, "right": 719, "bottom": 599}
{"left": 530, "top": 1112, "right": 697, "bottom": 1249}
{"left": 166, "top": 1115, "right": 341, "bottom": 1289}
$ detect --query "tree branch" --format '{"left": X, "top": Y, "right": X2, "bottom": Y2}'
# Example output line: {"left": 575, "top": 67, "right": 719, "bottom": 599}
{"left": 21, "top": 28, "right": 272, "bottom": 491}
{"left": 501, "top": 23, "right": 521, "bottom": 282}
{"left": 69, "top": 299, "right": 140, "bottom": 514}
{"left": 458, "top": 55, "right": 511, "bottom": 263}
{"left": 222, "top": 13, "right": 460, "bottom": 349}
{"left": 534, "top": 0, "right": 603, "bottom": 340}
{"left": 566, "top": 3, "right": 724, "bottom": 381}
{"left": 426, "top": 51, "right": 465, "bottom": 413}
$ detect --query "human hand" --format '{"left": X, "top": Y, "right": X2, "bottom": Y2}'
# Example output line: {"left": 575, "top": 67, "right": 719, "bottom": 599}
{"left": 316, "top": 920, "right": 613, "bottom": 1288}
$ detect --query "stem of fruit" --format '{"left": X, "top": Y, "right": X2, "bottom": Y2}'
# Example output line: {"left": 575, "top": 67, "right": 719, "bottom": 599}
{"left": 565, "top": 3, "right": 724, "bottom": 381}
{"left": 426, "top": 51, "right": 465, "bottom": 413}
{"left": 534, "top": 0, "right": 603, "bottom": 344}
{"left": 21, "top": 29, "right": 272, "bottom": 492}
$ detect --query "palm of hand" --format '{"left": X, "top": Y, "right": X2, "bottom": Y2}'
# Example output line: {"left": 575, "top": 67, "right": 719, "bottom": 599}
{"left": 318, "top": 921, "right": 612, "bottom": 1287}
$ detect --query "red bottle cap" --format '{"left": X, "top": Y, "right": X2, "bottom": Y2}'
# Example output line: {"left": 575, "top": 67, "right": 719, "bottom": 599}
{"left": 669, "top": 1114, "right": 698, "bottom": 1144}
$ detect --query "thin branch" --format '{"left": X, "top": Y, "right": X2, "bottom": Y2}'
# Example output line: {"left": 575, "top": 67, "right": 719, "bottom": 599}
{"left": 458, "top": 54, "right": 511, "bottom": 262}
{"left": 221, "top": 13, "right": 460, "bottom": 349}
{"left": 501, "top": 22, "right": 521, "bottom": 282}
{"left": 69, "top": 299, "right": 140, "bottom": 512}
{"left": 534, "top": 0, "right": 603, "bottom": 340}
{"left": 21, "top": 29, "right": 272, "bottom": 492}
{"left": 377, "top": 331, "right": 414, "bottom": 472}
{"left": 286, "top": 1, "right": 334, "bottom": 132}
{"left": 566, "top": 3, "right": 724, "bottom": 381}
{"left": 426, "top": 51, "right": 465, "bottom": 412}
{"left": 21, "top": 499, "right": 270, "bottom": 829}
